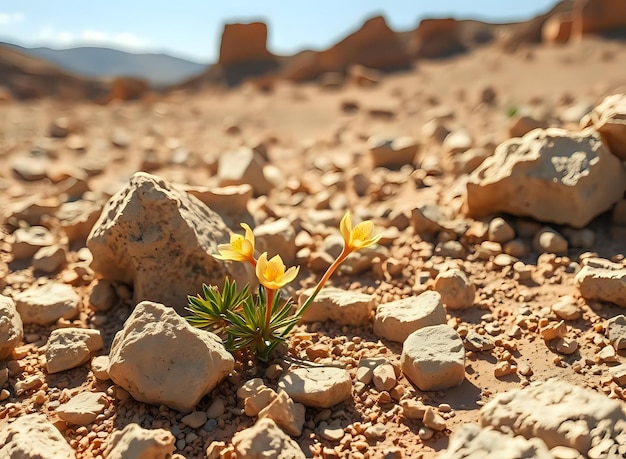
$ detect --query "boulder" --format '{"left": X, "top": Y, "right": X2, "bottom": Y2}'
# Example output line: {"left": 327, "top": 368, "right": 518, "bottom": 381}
{"left": 466, "top": 128, "right": 626, "bottom": 228}
{"left": 86, "top": 172, "right": 247, "bottom": 314}
{"left": 481, "top": 378, "right": 626, "bottom": 454}
{"left": 0, "top": 294, "right": 23, "bottom": 360}
{"left": 575, "top": 265, "right": 626, "bottom": 307}
{"left": 572, "top": 0, "right": 626, "bottom": 37}
{"left": 0, "top": 414, "right": 75, "bottom": 458}
{"left": 14, "top": 283, "right": 80, "bottom": 325}
{"left": 373, "top": 291, "right": 446, "bottom": 342}
{"left": 108, "top": 301, "right": 234, "bottom": 412}
{"left": 232, "top": 418, "right": 305, "bottom": 459}
{"left": 104, "top": 423, "right": 175, "bottom": 459}
{"left": 46, "top": 328, "right": 104, "bottom": 374}
{"left": 401, "top": 324, "right": 465, "bottom": 391}
{"left": 588, "top": 93, "right": 626, "bottom": 160}
{"left": 410, "top": 18, "right": 466, "bottom": 58}
{"left": 298, "top": 287, "right": 375, "bottom": 326}
{"left": 440, "top": 424, "right": 553, "bottom": 459}
{"left": 219, "top": 22, "right": 274, "bottom": 67}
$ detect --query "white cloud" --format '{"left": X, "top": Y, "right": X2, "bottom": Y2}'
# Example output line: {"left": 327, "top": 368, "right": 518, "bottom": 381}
{"left": 36, "top": 26, "right": 151, "bottom": 50}
{"left": 0, "top": 12, "right": 24, "bottom": 25}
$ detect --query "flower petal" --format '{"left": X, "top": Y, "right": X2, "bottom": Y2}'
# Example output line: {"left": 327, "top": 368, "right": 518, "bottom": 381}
{"left": 340, "top": 211, "right": 352, "bottom": 246}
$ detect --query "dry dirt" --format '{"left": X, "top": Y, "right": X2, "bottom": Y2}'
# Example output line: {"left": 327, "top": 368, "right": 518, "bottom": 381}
{"left": 2, "top": 37, "right": 626, "bottom": 458}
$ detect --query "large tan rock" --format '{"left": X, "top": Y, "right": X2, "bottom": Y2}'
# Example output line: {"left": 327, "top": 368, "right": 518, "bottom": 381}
{"left": 575, "top": 265, "right": 626, "bottom": 307}
{"left": 0, "top": 414, "right": 75, "bottom": 458}
{"left": 466, "top": 128, "right": 626, "bottom": 228}
{"left": 46, "top": 328, "right": 103, "bottom": 374}
{"left": 0, "top": 294, "right": 23, "bottom": 360}
{"left": 86, "top": 172, "right": 247, "bottom": 314}
{"left": 588, "top": 93, "right": 626, "bottom": 160}
{"left": 232, "top": 418, "right": 305, "bottom": 459}
{"left": 481, "top": 378, "right": 626, "bottom": 454}
{"left": 108, "top": 301, "right": 234, "bottom": 412}
{"left": 104, "top": 423, "right": 175, "bottom": 459}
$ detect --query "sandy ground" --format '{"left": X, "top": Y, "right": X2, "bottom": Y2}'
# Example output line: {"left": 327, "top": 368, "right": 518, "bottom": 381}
{"left": 1, "top": 36, "right": 626, "bottom": 458}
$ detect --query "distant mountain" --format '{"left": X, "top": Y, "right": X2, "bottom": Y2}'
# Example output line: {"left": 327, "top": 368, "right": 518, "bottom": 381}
{"left": 1, "top": 43, "right": 207, "bottom": 87}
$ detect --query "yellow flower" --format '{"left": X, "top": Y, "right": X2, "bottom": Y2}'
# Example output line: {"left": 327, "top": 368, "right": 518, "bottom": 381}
{"left": 340, "top": 211, "right": 382, "bottom": 251}
{"left": 214, "top": 223, "right": 256, "bottom": 265}
{"left": 256, "top": 252, "right": 299, "bottom": 290}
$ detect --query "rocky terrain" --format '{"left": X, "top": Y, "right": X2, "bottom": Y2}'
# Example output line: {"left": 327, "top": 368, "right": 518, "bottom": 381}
{"left": 2, "top": 1, "right": 626, "bottom": 458}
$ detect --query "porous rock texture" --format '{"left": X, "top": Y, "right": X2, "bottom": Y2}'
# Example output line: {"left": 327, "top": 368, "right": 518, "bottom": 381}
{"left": 86, "top": 172, "right": 247, "bottom": 314}
{"left": 107, "top": 301, "right": 234, "bottom": 412}
{"left": 588, "top": 92, "right": 626, "bottom": 160}
{"left": 481, "top": 378, "right": 626, "bottom": 454}
{"left": 0, "top": 414, "right": 75, "bottom": 458}
{"left": 0, "top": 294, "right": 23, "bottom": 360}
{"left": 575, "top": 265, "right": 626, "bottom": 308}
{"left": 440, "top": 424, "right": 553, "bottom": 459}
{"left": 466, "top": 128, "right": 626, "bottom": 228}
{"left": 232, "top": 418, "right": 306, "bottom": 459}
{"left": 103, "top": 423, "right": 175, "bottom": 459}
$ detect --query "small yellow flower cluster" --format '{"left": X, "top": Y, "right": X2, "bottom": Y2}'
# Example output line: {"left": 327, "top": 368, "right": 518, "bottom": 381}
{"left": 214, "top": 212, "right": 381, "bottom": 291}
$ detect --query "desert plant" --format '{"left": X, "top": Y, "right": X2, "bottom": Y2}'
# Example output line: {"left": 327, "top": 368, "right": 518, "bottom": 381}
{"left": 186, "top": 212, "right": 382, "bottom": 362}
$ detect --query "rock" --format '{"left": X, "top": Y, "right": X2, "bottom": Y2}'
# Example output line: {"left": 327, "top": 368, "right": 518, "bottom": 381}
{"left": 575, "top": 265, "right": 626, "bottom": 308}
{"left": 91, "top": 355, "right": 110, "bottom": 380}
{"left": 400, "top": 399, "right": 428, "bottom": 420}
{"left": 610, "top": 364, "right": 626, "bottom": 386}
{"left": 0, "top": 295, "right": 23, "bottom": 360}
{"left": 88, "top": 279, "right": 118, "bottom": 312}
{"left": 183, "top": 184, "right": 253, "bottom": 229}
{"left": 466, "top": 128, "right": 626, "bottom": 228}
{"left": 103, "top": 423, "right": 175, "bottom": 459}
{"left": 258, "top": 389, "right": 306, "bottom": 437}
{"left": 181, "top": 411, "right": 208, "bottom": 429}
{"left": 481, "top": 378, "right": 626, "bottom": 454}
{"left": 401, "top": 324, "right": 465, "bottom": 391}
{"left": 278, "top": 366, "right": 352, "bottom": 408}
{"left": 410, "top": 18, "right": 465, "bottom": 58}
{"left": 0, "top": 414, "right": 75, "bottom": 458}
{"left": 543, "top": 13, "right": 574, "bottom": 44}
{"left": 244, "top": 386, "right": 277, "bottom": 417}
{"left": 11, "top": 226, "right": 55, "bottom": 259}
{"left": 372, "top": 362, "right": 397, "bottom": 392}
{"left": 11, "top": 154, "right": 50, "bottom": 181}
{"left": 450, "top": 147, "right": 492, "bottom": 175}
{"left": 588, "top": 93, "right": 626, "bottom": 160}
{"left": 217, "top": 147, "right": 272, "bottom": 196}
{"left": 423, "top": 406, "right": 447, "bottom": 431}
{"left": 106, "top": 77, "right": 149, "bottom": 102}
{"left": 46, "top": 328, "right": 103, "bottom": 374}
{"left": 552, "top": 296, "right": 582, "bottom": 320}
{"left": 298, "top": 287, "right": 375, "bottom": 326}
{"left": 554, "top": 337, "right": 578, "bottom": 354}
{"left": 464, "top": 330, "right": 495, "bottom": 352}
{"left": 488, "top": 217, "right": 515, "bottom": 243}
{"left": 32, "top": 244, "right": 67, "bottom": 274}
{"left": 411, "top": 204, "right": 455, "bottom": 239}
{"left": 56, "top": 200, "right": 103, "bottom": 243}
{"left": 56, "top": 391, "right": 107, "bottom": 425}
{"left": 108, "top": 301, "right": 234, "bottom": 412}
{"left": 607, "top": 315, "right": 626, "bottom": 349}
{"left": 440, "top": 424, "right": 553, "bottom": 459}
{"left": 573, "top": 0, "right": 626, "bottom": 38}
{"left": 86, "top": 172, "right": 246, "bottom": 314}
{"left": 284, "top": 16, "right": 411, "bottom": 82}
{"left": 368, "top": 136, "right": 419, "bottom": 168}
{"left": 232, "top": 418, "right": 305, "bottom": 459}
{"left": 434, "top": 269, "right": 476, "bottom": 310}
{"left": 443, "top": 128, "right": 473, "bottom": 154}
{"left": 509, "top": 115, "right": 549, "bottom": 138}
{"left": 15, "top": 283, "right": 80, "bottom": 325}
{"left": 254, "top": 218, "right": 296, "bottom": 264}
{"left": 563, "top": 227, "right": 596, "bottom": 248}
{"left": 218, "top": 22, "right": 274, "bottom": 67}
{"left": 533, "top": 227, "right": 568, "bottom": 255}
{"left": 373, "top": 291, "right": 446, "bottom": 342}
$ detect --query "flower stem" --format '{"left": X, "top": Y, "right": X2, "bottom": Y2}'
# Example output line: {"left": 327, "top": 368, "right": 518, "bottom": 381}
{"left": 292, "top": 246, "right": 352, "bottom": 320}
{"left": 265, "top": 287, "right": 276, "bottom": 330}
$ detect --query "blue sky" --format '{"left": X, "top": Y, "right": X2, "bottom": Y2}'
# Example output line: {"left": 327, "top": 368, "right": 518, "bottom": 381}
{"left": 1, "top": 1, "right": 558, "bottom": 63}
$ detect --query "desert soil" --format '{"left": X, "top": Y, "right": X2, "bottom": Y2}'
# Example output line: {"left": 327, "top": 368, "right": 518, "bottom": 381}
{"left": 2, "top": 36, "right": 626, "bottom": 458}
